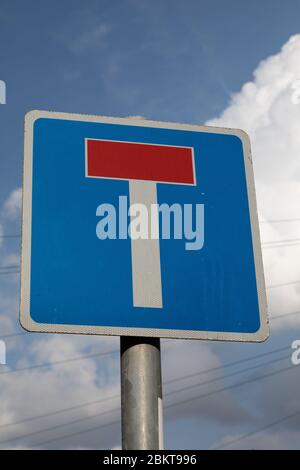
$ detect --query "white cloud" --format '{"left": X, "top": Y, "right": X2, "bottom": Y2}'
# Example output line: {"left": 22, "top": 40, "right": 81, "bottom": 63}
{"left": 202, "top": 34, "right": 300, "bottom": 450}
{"left": 163, "top": 340, "right": 250, "bottom": 425}
{"left": 0, "top": 334, "right": 121, "bottom": 449}
{"left": 3, "top": 187, "right": 22, "bottom": 220}
{"left": 0, "top": 335, "right": 250, "bottom": 450}
{"left": 1, "top": 35, "right": 300, "bottom": 451}
{"left": 207, "top": 35, "right": 300, "bottom": 183}
{"left": 206, "top": 34, "right": 300, "bottom": 326}
{"left": 211, "top": 355, "right": 300, "bottom": 449}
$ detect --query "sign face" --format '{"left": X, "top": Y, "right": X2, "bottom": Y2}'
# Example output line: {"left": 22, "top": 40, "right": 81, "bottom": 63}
{"left": 20, "top": 110, "right": 268, "bottom": 341}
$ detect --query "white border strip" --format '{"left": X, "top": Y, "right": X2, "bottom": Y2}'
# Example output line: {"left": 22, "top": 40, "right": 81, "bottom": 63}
{"left": 20, "top": 110, "right": 269, "bottom": 342}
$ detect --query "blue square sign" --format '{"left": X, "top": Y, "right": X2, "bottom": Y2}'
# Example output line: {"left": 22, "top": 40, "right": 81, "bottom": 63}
{"left": 20, "top": 111, "right": 268, "bottom": 341}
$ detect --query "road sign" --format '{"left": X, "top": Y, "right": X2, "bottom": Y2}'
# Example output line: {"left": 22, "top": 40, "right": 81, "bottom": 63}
{"left": 20, "top": 110, "right": 268, "bottom": 341}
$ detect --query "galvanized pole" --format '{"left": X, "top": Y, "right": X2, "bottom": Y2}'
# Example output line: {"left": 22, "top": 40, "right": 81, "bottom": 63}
{"left": 120, "top": 336, "right": 163, "bottom": 450}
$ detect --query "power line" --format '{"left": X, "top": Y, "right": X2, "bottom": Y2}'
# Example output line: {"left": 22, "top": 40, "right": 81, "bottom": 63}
{"left": 1, "top": 240, "right": 298, "bottom": 263}
{"left": 28, "top": 361, "right": 296, "bottom": 449}
{"left": 0, "top": 308, "right": 294, "bottom": 342}
{"left": 0, "top": 393, "right": 120, "bottom": 430}
{"left": 0, "top": 329, "right": 291, "bottom": 375}
{"left": 0, "top": 240, "right": 299, "bottom": 280}
{"left": 1, "top": 306, "right": 297, "bottom": 341}
{"left": 0, "top": 345, "right": 290, "bottom": 432}
{"left": 0, "top": 233, "right": 299, "bottom": 447}
{"left": 0, "top": 265, "right": 20, "bottom": 270}
{"left": 165, "top": 363, "right": 295, "bottom": 412}
{"left": 263, "top": 237, "right": 300, "bottom": 245}
{"left": 0, "top": 338, "right": 168, "bottom": 371}
{"left": 0, "top": 331, "right": 28, "bottom": 339}
{"left": 0, "top": 348, "right": 120, "bottom": 375}
{"left": 1, "top": 355, "right": 295, "bottom": 448}
{"left": 260, "top": 218, "right": 300, "bottom": 224}
{"left": 32, "top": 418, "right": 120, "bottom": 449}
{"left": 0, "top": 231, "right": 300, "bottom": 255}
{"left": 0, "top": 404, "right": 121, "bottom": 446}
{"left": 0, "top": 305, "right": 298, "bottom": 364}
{"left": 267, "top": 280, "right": 300, "bottom": 289}
{"left": 166, "top": 353, "right": 290, "bottom": 399}
{"left": 0, "top": 304, "right": 297, "bottom": 388}
{"left": 0, "top": 356, "right": 286, "bottom": 445}
{"left": 0, "top": 235, "right": 20, "bottom": 239}
{"left": 0, "top": 218, "right": 298, "bottom": 242}
{"left": 263, "top": 241, "right": 300, "bottom": 249}
{"left": 272, "top": 310, "right": 300, "bottom": 320}
{"left": 166, "top": 344, "right": 290, "bottom": 386}
{"left": 213, "top": 409, "right": 300, "bottom": 449}
{"left": 2, "top": 268, "right": 300, "bottom": 289}
{"left": 0, "top": 270, "right": 20, "bottom": 275}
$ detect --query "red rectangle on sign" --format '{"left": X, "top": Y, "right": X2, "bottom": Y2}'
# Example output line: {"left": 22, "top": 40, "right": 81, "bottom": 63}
{"left": 86, "top": 139, "right": 195, "bottom": 185}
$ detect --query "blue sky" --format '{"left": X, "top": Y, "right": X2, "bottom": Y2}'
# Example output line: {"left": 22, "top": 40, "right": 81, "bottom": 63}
{"left": 1, "top": 0, "right": 300, "bottom": 201}
{"left": 1, "top": 0, "right": 300, "bottom": 450}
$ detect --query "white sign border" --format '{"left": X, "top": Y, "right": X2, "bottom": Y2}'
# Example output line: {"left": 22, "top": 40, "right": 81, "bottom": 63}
{"left": 20, "top": 110, "right": 269, "bottom": 342}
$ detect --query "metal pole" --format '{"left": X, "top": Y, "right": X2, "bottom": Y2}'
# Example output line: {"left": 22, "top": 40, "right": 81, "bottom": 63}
{"left": 120, "top": 336, "right": 163, "bottom": 450}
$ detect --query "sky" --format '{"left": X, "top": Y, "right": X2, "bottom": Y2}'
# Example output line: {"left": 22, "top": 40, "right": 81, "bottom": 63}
{"left": 0, "top": 0, "right": 300, "bottom": 450}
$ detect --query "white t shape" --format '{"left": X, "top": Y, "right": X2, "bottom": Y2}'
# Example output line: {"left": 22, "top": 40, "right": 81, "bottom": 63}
{"left": 129, "top": 180, "right": 163, "bottom": 309}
